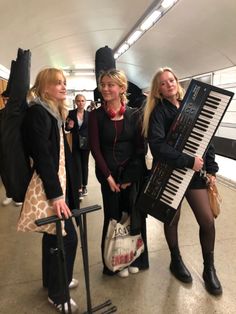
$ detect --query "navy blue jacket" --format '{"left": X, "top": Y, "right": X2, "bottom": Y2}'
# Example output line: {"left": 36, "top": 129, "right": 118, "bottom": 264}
{"left": 66, "top": 109, "right": 90, "bottom": 151}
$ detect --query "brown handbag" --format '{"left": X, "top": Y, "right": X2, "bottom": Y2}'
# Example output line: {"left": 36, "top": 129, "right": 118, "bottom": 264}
{"left": 207, "top": 184, "right": 222, "bottom": 218}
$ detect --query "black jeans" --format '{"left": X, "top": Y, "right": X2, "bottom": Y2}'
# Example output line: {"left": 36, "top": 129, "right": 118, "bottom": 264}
{"left": 42, "top": 218, "right": 78, "bottom": 304}
{"left": 73, "top": 149, "right": 90, "bottom": 189}
{"left": 79, "top": 149, "right": 90, "bottom": 187}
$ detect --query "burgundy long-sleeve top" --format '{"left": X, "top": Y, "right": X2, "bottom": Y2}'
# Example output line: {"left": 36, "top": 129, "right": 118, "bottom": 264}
{"left": 88, "top": 107, "right": 144, "bottom": 180}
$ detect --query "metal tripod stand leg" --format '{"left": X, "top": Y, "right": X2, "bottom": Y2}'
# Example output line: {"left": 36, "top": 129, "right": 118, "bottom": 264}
{"left": 35, "top": 205, "right": 117, "bottom": 314}
{"left": 77, "top": 213, "right": 117, "bottom": 314}
{"left": 56, "top": 220, "right": 72, "bottom": 314}
{"left": 77, "top": 214, "right": 92, "bottom": 313}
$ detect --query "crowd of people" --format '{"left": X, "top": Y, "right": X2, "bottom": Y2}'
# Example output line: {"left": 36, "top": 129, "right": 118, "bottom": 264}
{"left": 0, "top": 66, "right": 222, "bottom": 313}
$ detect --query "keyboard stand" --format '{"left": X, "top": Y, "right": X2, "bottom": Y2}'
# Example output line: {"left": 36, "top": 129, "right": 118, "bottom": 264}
{"left": 35, "top": 204, "right": 117, "bottom": 314}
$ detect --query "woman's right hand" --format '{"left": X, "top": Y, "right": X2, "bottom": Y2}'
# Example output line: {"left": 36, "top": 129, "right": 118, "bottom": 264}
{"left": 193, "top": 156, "right": 204, "bottom": 172}
{"left": 107, "top": 175, "right": 120, "bottom": 192}
{"left": 67, "top": 118, "right": 74, "bottom": 129}
{"left": 52, "top": 198, "right": 72, "bottom": 219}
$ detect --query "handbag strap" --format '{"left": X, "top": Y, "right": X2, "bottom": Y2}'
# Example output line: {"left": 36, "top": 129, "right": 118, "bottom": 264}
{"left": 59, "top": 128, "right": 66, "bottom": 197}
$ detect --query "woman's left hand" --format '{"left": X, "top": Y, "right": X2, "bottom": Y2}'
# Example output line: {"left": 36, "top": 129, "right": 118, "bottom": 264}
{"left": 107, "top": 175, "right": 120, "bottom": 192}
{"left": 206, "top": 174, "right": 216, "bottom": 187}
{"left": 120, "top": 182, "right": 131, "bottom": 189}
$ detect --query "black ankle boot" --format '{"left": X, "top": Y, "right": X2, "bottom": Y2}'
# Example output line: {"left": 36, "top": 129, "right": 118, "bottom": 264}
{"left": 170, "top": 248, "right": 192, "bottom": 283}
{"left": 203, "top": 252, "right": 222, "bottom": 296}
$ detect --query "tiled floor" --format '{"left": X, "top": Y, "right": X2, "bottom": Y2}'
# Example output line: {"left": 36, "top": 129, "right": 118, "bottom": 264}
{"left": 0, "top": 158, "right": 236, "bottom": 314}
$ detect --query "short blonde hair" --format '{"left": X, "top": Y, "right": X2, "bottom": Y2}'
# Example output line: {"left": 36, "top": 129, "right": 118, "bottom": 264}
{"left": 98, "top": 69, "right": 128, "bottom": 104}
{"left": 142, "top": 67, "right": 184, "bottom": 137}
{"left": 75, "top": 94, "right": 86, "bottom": 102}
{"left": 28, "top": 68, "right": 67, "bottom": 120}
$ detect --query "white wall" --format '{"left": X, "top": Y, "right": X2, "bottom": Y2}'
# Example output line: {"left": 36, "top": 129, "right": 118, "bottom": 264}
{"left": 215, "top": 155, "right": 236, "bottom": 183}
{"left": 213, "top": 67, "right": 236, "bottom": 140}
{"left": 212, "top": 67, "right": 236, "bottom": 183}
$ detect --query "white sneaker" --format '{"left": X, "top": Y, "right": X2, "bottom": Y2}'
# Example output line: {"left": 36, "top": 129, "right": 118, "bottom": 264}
{"left": 82, "top": 186, "right": 88, "bottom": 196}
{"left": 69, "top": 278, "right": 79, "bottom": 289}
{"left": 2, "top": 197, "right": 12, "bottom": 205}
{"left": 14, "top": 202, "right": 23, "bottom": 207}
{"left": 79, "top": 191, "right": 84, "bottom": 200}
{"left": 48, "top": 297, "right": 78, "bottom": 313}
{"left": 117, "top": 268, "right": 129, "bottom": 278}
{"left": 128, "top": 266, "right": 139, "bottom": 274}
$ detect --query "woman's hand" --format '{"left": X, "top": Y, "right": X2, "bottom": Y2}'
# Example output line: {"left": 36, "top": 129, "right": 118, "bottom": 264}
{"left": 193, "top": 156, "right": 204, "bottom": 172}
{"left": 120, "top": 182, "right": 131, "bottom": 189}
{"left": 206, "top": 174, "right": 216, "bottom": 187}
{"left": 52, "top": 198, "right": 72, "bottom": 219}
{"left": 66, "top": 118, "right": 74, "bottom": 129}
{"left": 107, "top": 175, "right": 120, "bottom": 192}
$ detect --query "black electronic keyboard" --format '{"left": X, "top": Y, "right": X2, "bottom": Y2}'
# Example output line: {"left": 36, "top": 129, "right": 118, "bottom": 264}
{"left": 137, "top": 79, "right": 234, "bottom": 224}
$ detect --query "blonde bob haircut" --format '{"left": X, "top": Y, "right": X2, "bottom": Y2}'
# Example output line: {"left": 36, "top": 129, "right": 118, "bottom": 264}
{"left": 98, "top": 69, "right": 128, "bottom": 104}
{"left": 142, "top": 67, "right": 184, "bottom": 137}
{"left": 27, "top": 68, "right": 68, "bottom": 120}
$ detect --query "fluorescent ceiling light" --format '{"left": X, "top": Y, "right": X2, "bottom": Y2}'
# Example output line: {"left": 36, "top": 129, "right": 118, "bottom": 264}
{"left": 140, "top": 10, "right": 162, "bottom": 31}
{"left": 63, "top": 71, "right": 71, "bottom": 76}
{"left": 63, "top": 69, "right": 94, "bottom": 76}
{"left": 118, "top": 43, "right": 129, "bottom": 54}
{"left": 162, "top": 0, "right": 175, "bottom": 9}
{"left": 113, "top": 0, "right": 179, "bottom": 59}
{"left": 74, "top": 72, "right": 94, "bottom": 76}
{"left": 114, "top": 53, "right": 120, "bottom": 59}
{"left": 127, "top": 30, "right": 143, "bottom": 45}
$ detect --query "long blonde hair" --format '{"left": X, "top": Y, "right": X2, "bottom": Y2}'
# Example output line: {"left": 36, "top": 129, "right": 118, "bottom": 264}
{"left": 98, "top": 69, "right": 128, "bottom": 104}
{"left": 27, "top": 68, "right": 68, "bottom": 120}
{"left": 142, "top": 67, "right": 184, "bottom": 137}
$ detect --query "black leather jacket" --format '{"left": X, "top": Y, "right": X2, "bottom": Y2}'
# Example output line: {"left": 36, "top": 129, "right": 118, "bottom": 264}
{"left": 148, "top": 98, "right": 219, "bottom": 189}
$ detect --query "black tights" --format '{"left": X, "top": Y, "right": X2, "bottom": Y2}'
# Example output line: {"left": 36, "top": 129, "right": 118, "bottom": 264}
{"left": 164, "top": 188, "right": 215, "bottom": 257}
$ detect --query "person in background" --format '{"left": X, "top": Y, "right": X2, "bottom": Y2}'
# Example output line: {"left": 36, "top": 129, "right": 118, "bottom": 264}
{"left": 66, "top": 94, "right": 90, "bottom": 200}
{"left": 22, "top": 68, "right": 79, "bottom": 312}
{"left": 142, "top": 67, "right": 222, "bottom": 295}
{"left": 87, "top": 100, "right": 98, "bottom": 112}
{"left": 0, "top": 92, "right": 22, "bottom": 206}
{"left": 88, "top": 69, "right": 149, "bottom": 278}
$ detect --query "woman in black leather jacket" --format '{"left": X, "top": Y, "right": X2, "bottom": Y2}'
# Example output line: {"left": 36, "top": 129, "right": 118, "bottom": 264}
{"left": 142, "top": 67, "right": 222, "bottom": 296}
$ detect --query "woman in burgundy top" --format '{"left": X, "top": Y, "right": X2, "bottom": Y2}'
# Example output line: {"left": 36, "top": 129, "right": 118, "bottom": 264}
{"left": 89, "top": 69, "right": 149, "bottom": 277}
